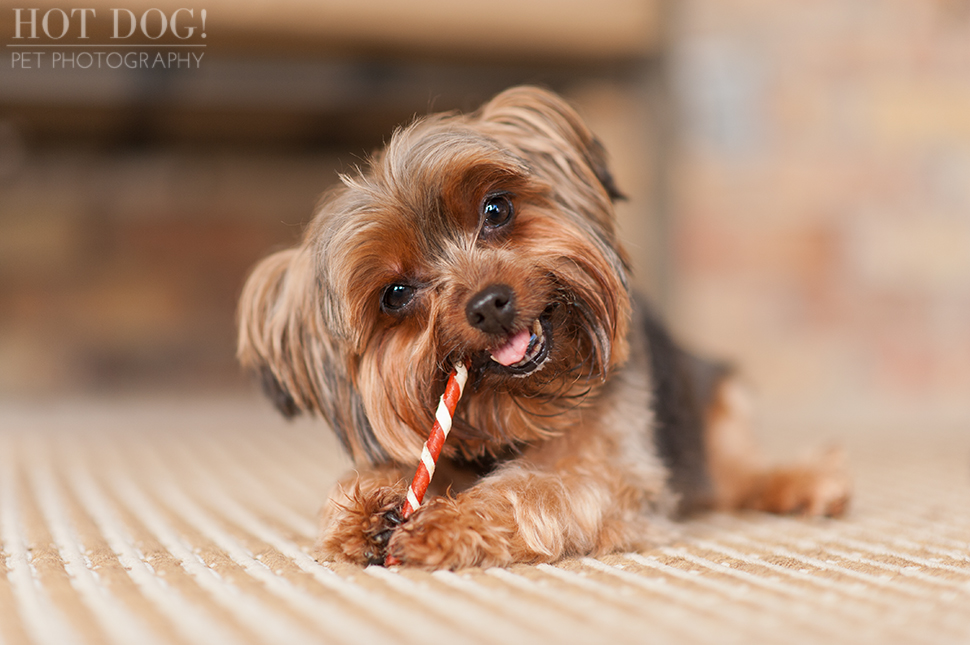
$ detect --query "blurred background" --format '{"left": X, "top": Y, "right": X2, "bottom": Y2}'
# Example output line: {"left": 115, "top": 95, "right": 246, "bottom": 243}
{"left": 1, "top": 0, "right": 968, "bottom": 442}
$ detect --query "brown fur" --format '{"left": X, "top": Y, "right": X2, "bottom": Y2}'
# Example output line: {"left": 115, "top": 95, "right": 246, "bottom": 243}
{"left": 704, "top": 377, "right": 850, "bottom": 516}
{"left": 238, "top": 86, "right": 850, "bottom": 570}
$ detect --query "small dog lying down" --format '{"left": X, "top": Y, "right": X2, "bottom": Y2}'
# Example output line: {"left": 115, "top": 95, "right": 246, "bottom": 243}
{"left": 237, "top": 86, "right": 850, "bottom": 570}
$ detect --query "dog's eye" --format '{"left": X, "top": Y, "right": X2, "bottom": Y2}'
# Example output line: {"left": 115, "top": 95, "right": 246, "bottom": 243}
{"left": 482, "top": 193, "right": 514, "bottom": 229}
{"left": 381, "top": 284, "right": 415, "bottom": 312}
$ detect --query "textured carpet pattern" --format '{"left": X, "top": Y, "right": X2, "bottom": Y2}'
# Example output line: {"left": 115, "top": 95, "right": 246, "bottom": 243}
{"left": 1, "top": 399, "right": 968, "bottom": 644}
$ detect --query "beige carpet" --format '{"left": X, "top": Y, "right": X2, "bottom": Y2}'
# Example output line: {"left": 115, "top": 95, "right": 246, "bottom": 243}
{"left": 0, "top": 398, "right": 968, "bottom": 645}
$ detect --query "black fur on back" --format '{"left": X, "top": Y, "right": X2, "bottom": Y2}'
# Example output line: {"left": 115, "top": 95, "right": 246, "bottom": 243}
{"left": 641, "top": 302, "right": 731, "bottom": 513}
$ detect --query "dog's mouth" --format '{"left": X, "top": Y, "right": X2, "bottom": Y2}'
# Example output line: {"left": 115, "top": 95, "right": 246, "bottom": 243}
{"left": 486, "top": 316, "right": 552, "bottom": 377}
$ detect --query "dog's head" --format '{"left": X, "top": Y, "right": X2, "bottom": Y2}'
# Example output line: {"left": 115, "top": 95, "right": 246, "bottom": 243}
{"left": 238, "top": 86, "right": 631, "bottom": 465}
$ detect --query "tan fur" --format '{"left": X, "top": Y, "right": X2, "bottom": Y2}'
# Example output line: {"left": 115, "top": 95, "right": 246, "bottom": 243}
{"left": 385, "top": 332, "right": 671, "bottom": 569}
{"left": 318, "top": 466, "right": 410, "bottom": 565}
{"left": 238, "top": 86, "right": 850, "bottom": 570}
{"left": 705, "top": 377, "right": 850, "bottom": 516}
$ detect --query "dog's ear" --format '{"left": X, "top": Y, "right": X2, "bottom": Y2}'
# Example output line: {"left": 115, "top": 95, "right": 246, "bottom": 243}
{"left": 477, "top": 86, "right": 626, "bottom": 202}
{"left": 237, "top": 247, "right": 390, "bottom": 464}
{"left": 237, "top": 248, "right": 314, "bottom": 418}
{"left": 584, "top": 136, "right": 627, "bottom": 202}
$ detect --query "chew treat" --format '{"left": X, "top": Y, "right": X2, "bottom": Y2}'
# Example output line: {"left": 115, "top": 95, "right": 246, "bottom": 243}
{"left": 384, "top": 360, "right": 468, "bottom": 566}
{"left": 403, "top": 360, "right": 468, "bottom": 518}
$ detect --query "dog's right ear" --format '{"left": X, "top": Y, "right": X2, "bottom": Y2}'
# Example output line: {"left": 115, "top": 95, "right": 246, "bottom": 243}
{"left": 237, "top": 247, "right": 320, "bottom": 418}
{"left": 238, "top": 245, "right": 392, "bottom": 466}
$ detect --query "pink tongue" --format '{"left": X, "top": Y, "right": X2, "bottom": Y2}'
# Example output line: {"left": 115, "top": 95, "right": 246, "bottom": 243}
{"left": 490, "top": 328, "right": 532, "bottom": 366}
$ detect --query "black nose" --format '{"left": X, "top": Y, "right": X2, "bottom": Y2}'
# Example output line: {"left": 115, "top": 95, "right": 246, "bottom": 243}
{"left": 465, "top": 284, "right": 516, "bottom": 335}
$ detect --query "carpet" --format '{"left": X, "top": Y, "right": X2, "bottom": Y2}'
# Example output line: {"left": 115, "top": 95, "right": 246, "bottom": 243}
{"left": 1, "top": 398, "right": 968, "bottom": 644}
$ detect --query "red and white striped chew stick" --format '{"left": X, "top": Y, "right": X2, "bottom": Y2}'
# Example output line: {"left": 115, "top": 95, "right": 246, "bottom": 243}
{"left": 384, "top": 360, "right": 468, "bottom": 566}
{"left": 402, "top": 360, "right": 468, "bottom": 518}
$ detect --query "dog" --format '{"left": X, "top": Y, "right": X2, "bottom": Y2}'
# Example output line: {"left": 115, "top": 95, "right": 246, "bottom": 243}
{"left": 237, "top": 86, "right": 850, "bottom": 570}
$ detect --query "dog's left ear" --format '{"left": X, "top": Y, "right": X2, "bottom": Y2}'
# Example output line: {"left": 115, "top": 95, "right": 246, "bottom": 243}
{"left": 477, "top": 86, "right": 626, "bottom": 202}
{"left": 584, "top": 137, "right": 626, "bottom": 202}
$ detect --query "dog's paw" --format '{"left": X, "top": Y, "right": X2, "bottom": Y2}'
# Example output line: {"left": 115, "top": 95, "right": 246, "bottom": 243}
{"left": 314, "top": 482, "right": 408, "bottom": 566}
{"left": 755, "top": 448, "right": 851, "bottom": 517}
{"left": 385, "top": 496, "right": 513, "bottom": 570}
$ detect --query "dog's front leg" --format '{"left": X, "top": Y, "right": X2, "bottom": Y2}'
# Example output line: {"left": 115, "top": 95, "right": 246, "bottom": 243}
{"left": 314, "top": 465, "right": 411, "bottom": 566}
{"left": 385, "top": 438, "right": 667, "bottom": 570}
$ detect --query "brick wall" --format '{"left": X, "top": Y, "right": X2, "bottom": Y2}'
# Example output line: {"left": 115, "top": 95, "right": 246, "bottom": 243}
{"left": 669, "top": 0, "right": 970, "bottom": 436}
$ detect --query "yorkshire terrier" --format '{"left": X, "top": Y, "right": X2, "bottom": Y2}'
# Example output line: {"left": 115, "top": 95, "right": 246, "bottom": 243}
{"left": 238, "top": 86, "right": 849, "bottom": 570}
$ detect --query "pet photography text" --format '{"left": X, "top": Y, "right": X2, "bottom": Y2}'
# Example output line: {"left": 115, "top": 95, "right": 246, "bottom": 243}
{"left": 6, "top": 7, "right": 206, "bottom": 70}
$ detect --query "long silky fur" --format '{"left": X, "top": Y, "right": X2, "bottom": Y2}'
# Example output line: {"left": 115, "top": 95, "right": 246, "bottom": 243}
{"left": 238, "top": 86, "right": 630, "bottom": 466}
{"left": 241, "top": 86, "right": 851, "bottom": 570}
